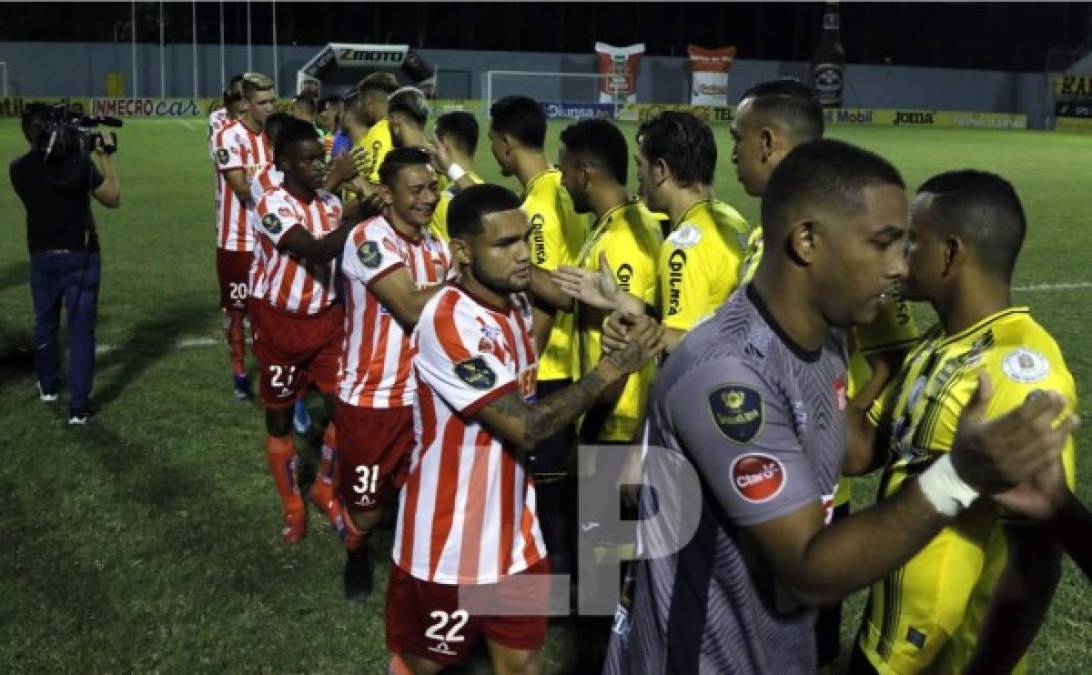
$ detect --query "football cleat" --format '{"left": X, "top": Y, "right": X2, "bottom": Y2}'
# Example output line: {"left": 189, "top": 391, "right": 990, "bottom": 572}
{"left": 233, "top": 373, "right": 252, "bottom": 401}
{"left": 67, "top": 410, "right": 93, "bottom": 426}
{"left": 292, "top": 398, "right": 312, "bottom": 435}
{"left": 343, "top": 548, "right": 374, "bottom": 602}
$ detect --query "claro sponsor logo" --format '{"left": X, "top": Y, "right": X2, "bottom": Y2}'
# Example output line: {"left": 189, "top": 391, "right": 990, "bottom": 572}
{"left": 666, "top": 249, "right": 686, "bottom": 316}
{"left": 893, "top": 111, "right": 935, "bottom": 126}
{"left": 92, "top": 98, "right": 200, "bottom": 117}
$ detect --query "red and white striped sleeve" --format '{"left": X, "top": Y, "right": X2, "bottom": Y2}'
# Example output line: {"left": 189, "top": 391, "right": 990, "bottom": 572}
{"left": 415, "top": 292, "right": 518, "bottom": 416}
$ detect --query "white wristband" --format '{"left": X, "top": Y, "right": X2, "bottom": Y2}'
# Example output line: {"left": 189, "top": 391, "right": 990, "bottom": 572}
{"left": 447, "top": 163, "right": 466, "bottom": 183}
{"left": 917, "top": 454, "right": 980, "bottom": 517}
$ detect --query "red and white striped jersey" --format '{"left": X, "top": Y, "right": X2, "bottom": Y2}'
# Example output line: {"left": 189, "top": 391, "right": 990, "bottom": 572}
{"left": 212, "top": 119, "right": 272, "bottom": 252}
{"left": 247, "top": 164, "right": 284, "bottom": 291}
{"left": 337, "top": 216, "right": 453, "bottom": 408}
{"left": 207, "top": 108, "right": 231, "bottom": 152}
{"left": 393, "top": 285, "right": 544, "bottom": 585}
{"left": 252, "top": 186, "right": 342, "bottom": 315}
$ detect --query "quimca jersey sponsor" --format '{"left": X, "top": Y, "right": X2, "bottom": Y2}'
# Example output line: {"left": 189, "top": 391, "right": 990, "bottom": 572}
{"left": 338, "top": 216, "right": 453, "bottom": 408}
{"left": 394, "top": 285, "right": 545, "bottom": 585}
{"left": 252, "top": 187, "right": 342, "bottom": 315}
{"left": 659, "top": 199, "right": 748, "bottom": 331}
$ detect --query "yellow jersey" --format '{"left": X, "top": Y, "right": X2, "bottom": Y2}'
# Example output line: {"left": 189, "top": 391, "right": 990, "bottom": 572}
{"left": 355, "top": 118, "right": 393, "bottom": 184}
{"left": 572, "top": 199, "right": 663, "bottom": 441}
{"left": 523, "top": 168, "right": 589, "bottom": 381}
{"left": 429, "top": 171, "right": 484, "bottom": 242}
{"left": 659, "top": 199, "right": 748, "bottom": 332}
{"left": 858, "top": 306, "right": 1077, "bottom": 675}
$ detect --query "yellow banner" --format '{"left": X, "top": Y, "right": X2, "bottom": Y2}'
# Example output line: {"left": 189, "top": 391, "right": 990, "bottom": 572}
{"left": 1053, "top": 75, "right": 1092, "bottom": 99}
{"left": 824, "top": 108, "right": 1026, "bottom": 129}
{"left": 615, "top": 102, "right": 735, "bottom": 123}
{"left": 1055, "top": 116, "right": 1092, "bottom": 132}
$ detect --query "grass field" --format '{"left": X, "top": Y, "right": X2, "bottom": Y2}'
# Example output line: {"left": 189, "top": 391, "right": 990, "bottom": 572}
{"left": 2, "top": 116, "right": 1091, "bottom": 673}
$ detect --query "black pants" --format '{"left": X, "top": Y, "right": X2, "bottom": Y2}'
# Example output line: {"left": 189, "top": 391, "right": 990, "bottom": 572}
{"left": 528, "top": 378, "right": 577, "bottom": 576}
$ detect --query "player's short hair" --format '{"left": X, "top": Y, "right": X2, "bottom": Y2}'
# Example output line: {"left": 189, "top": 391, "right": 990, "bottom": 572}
{"left": 223, "top": 73, "right": 245, "bottom": 105}
{"left": 291, "top": 93, "right": 316, "bottom": 116}
{"left": 762, "top": 139, "right": 904, "bottom": 238}
{"left": 917, "top": 170, "right": 1026, "bottom": 281}
{"left": 637, "top": 112, "right": 716, "bottom": 188}
{"left": 739, "top": 78, "right": 825, "bottom": 144}
{"left": 559, "top": 118, "right": 628, "bottom": 185}
{"left": 274, "top": 118, "right": 320, "bottom": 163}
{"left": 489, "top": 96, "right": 546, "bottom": 150}
{"left": 241, "top": 72, "right": 274, "bottom": 99}
{"left": 317, "top": 95, "right": 342, "bottom": 114}
{"left": 341, "top": 92, "right": 364, "bottom": 124}
{"left": 264, "top": 112, "right": 296, "bottom": 147}
{"left": 435, "top": 111, "right": 479, "bottom": 156}
{"left": 358, "top": 71, "right": 400, "bottom": 98}
{"left": 387, "top": 86, "right": 430, "bottom": 128}
{"left": 448, "top": 183, "right": 523, "bottom": 241}
{"left": 378, "top": 146, "right": 433, "bottom": 188}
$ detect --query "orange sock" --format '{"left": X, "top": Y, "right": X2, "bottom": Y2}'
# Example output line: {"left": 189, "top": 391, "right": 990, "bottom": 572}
{"left": 341, "top": 503, "right": 368, "bottom": 553}
{"left": 266, "top": 435, "right": 303, "bottom": 513}
{"left": 388, "top": 654, "right": 413, "bottom": 675}
{"left": 318, "top": 423, "right": 339, "bottom": 487}
{"left": 225, "top": 310, "right": 247, "bottom": 376}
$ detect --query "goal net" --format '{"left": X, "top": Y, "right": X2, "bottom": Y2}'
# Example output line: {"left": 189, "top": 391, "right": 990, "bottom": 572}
{"left": 482, "top": 71, "right": 622, "bottom": 119}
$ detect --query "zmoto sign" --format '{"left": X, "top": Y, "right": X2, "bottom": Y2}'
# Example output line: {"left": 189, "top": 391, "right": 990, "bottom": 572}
{"left": 337, "top": 48, "right": 406, "bottom": 65}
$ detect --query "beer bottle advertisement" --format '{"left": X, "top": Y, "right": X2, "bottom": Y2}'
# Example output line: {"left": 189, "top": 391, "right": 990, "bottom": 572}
{"left": 811, "top": 1, "right": 846, "bottom": 108}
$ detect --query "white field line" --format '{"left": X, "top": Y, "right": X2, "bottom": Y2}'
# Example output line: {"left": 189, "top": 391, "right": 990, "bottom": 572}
{"left": 1012, "top": 281, "right": 1092, "bottom": 292}
{"left": 174, "top": 119, "right": 195, "bottom": 131}
{"left": 87, "top": 282, "right": 1089, "bottom": 357}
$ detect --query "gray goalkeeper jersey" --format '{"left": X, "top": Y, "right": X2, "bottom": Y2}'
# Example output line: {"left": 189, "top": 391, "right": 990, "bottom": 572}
{"left": 605, "top": 284, "right": 849, "bottom": 674}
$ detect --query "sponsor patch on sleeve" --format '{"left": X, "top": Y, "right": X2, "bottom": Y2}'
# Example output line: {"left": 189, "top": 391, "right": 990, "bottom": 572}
{"left": 1001, "top": 348, "right": 1050, "bottom": 383}
{"left": 215, "top": 148, "right": 230, "bottom": 165}
{"left": 357, "top": 240, "right": 381, "bottom": 268}
{"left": 260, "top": 213, "right": 282, "bottom": 234}
{"left": 667, "top": 223, "right": 702, "bottom": 249}
{"left": 730, "top": 453, "right": 786, "bottom": 503}
{"left": 708, "top": 385, "right": 764, "bottom": 444}
{"left": 454, "top": 357, "right": 497, "bottom": 390}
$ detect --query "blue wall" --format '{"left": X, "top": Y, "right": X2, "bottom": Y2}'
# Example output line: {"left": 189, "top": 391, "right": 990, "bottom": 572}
{"left": 0, "top": 41, "right": 1053, "bottom": 125}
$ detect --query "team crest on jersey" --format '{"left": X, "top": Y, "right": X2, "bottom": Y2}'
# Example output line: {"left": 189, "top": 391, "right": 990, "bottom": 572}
{"left": 730, "top": 453, "right": 786, "bottom": 503}
{"left": 261, "top": 213, "right": 282, "bottom": 234}
{"left": 1002, "top": 348, "right": 1050, "bottom": 383}
{"left": 454, "top": 357, "right": 496, "bottom": 390}
{"left": 357, "top": 241, "right": 381, "bottom": 268}
{"left": 667, "top": 223, "right": 702, "bottom": 249}
{"left": 708, "top": 385, "right": 764, "bottom": 444}
{"left": 215, "top": 148, "right": 230, "bottom": 165}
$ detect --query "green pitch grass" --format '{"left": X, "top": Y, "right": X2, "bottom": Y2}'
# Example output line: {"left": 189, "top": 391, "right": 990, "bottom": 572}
{"left": 1, "top": 117, "right": 1090, "bottom": 672}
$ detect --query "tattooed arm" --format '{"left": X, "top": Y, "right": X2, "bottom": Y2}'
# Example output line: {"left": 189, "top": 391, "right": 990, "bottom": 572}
{"left": 475, "top": 313, "right": 664, "bottom": 451}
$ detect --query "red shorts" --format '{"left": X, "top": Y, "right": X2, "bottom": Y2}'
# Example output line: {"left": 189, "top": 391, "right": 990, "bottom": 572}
{"left": 335, "top": 402, "right": 415, "bottom": 513}
{"left": 216, "top": 248, "right": 253, "bottom": 312}
{"left": 249, "top": 299, "right": 344, "bottom": 409}
{"left": 385, "top": 559, "right": 552, "bottom": 667}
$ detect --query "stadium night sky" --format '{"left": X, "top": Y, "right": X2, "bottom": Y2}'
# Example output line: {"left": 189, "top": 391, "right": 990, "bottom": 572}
{"left": 1, "top": 2, "right": 1090, "bottom": 72}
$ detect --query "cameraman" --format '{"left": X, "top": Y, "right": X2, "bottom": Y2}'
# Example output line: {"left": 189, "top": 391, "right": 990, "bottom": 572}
{"left": 9, "top": 106, "right": 120, "bottom": 425}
